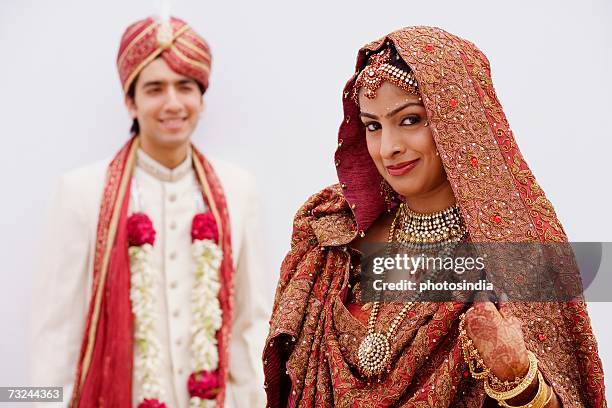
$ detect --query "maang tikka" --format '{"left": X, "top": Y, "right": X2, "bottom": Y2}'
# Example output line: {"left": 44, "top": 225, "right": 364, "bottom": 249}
{"left": 353, "top": 47, "right": 420, "bottom": 102}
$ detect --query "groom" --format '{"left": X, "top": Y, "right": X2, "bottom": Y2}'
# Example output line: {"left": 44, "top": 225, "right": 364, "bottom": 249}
{"left": 30, "top": 16, "right": 268, "bottom": 407}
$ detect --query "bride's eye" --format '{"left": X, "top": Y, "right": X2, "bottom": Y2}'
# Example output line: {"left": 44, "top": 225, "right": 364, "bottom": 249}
{"left": 401, "top": 115, "right": 421, "bottom": 126}
{"left": 365, "top": 122, "right": 381, "bottom": 132}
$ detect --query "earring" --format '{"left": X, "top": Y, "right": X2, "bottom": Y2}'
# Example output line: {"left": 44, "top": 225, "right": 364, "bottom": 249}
{"left": 423, "top": 120, "right": 430, "bottom": 127}
{"left": 380, "top": 179, "right": 397, "bottom": 211}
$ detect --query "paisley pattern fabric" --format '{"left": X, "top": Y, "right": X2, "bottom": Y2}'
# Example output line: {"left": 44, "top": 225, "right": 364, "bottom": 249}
{"left": 263, "top": 27, "right": 606, "bottom": 407}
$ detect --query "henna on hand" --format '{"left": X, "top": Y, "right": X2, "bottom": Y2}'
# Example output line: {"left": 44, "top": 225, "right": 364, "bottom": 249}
{"left": 464, "top": 301, "right": 529, "bottom": 381}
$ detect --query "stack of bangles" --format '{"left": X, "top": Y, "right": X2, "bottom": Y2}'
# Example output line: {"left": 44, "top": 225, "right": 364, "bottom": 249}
{"left": 459, "top": 313, "right": 553, "bottom": 408}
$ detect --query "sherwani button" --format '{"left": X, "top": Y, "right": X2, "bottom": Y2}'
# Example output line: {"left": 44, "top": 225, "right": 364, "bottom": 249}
{"left": 170, "top": 220, "right": 177, "bottom": 230}
{"left": 169, "top": 281, "right": 178, "bottom": 289}
{"left": 169, "top": 193, "right": 177, "bottom": 202}
{"left": 173, "top": 309, "right": 180, "bottom": 318}
{"left": 176, "top": 338, "right": 182, "bottom": 346}
{"left": 169, "top": 251, "right": 177, "bottom": 260}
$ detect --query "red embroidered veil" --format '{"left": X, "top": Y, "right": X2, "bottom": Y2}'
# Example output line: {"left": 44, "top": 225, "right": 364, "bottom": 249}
{"left": 263, "top": 27, "right": 606, "bottom": 407}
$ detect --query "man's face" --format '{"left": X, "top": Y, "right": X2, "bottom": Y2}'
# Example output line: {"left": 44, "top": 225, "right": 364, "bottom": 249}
{"left": 126, "top": 58, "right": 204, "bottom": 149}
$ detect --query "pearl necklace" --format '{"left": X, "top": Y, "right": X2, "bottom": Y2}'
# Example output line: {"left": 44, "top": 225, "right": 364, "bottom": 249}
{"left": 357, "top": 203, "right": 466, "bottom": 378}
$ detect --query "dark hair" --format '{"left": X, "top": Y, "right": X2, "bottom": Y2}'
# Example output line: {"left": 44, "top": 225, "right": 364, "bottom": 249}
{"left": 126, "top": 72, "right": 206, "bottom": 136}
{"left": 387, "top": 45, "right": 412, "bottom": 72}
{"left": 127, "top": 81, "right": 140, "bottom": 135}
{"left": 360, "top": 44, "right": 414, "bottom": 76}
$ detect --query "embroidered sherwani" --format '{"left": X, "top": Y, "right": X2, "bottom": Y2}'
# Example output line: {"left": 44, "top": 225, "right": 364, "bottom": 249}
{"left": 30, "top": 148, "right": 269, "bottom": 407}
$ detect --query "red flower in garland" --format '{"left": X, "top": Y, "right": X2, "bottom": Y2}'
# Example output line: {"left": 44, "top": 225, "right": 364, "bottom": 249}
{"left": 188, "top": 370, "right": 220, "bottom": 400}
{"left": 191, "top": 212, "right": 219, "bottom": 243}
{"left": 127, "top": 213, "right": 156, "bottom": 247}
{"left": 137, "top": 398, "right": 167, "bottom": 408}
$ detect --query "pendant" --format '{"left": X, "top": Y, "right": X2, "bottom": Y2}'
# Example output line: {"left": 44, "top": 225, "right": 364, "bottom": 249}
{"left": 358, "top": 332, "right": 391, "bottom": 377}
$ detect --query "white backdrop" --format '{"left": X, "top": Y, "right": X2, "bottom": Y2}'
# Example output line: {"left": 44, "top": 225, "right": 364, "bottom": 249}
{"left": 1, "top": 0, "right": 611, "bottom": 400}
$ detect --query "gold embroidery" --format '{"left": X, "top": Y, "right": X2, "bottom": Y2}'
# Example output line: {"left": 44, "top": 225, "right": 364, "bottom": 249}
{"left": 123, "top": 48, "right": 165, "bottom": 92}
{"left": 121, "top": 23, "right": 192, "bottom": 92}
{"left": 192, "top": 148, "right": 224, "bottom": 252}
{"left": 169, "top": 44, "right": 211, "bottom": 73}
{"left": 121, "top": 19, "right": 150, "bottom": 43}
{"left": 176, "top": 37, "right": 211, "bottom": 61}
{"left": 264, "top": 27, "right": 606, "bottom": 408}
{"left": 77, "top": 137, "right": 139, "bottom": 390}
{"left": 117, "top": 23, "right": 157, "bottom": 68}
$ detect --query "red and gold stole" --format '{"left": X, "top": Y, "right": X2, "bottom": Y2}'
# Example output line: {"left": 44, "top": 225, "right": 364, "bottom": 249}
{"left": 70, "top": 137, "right": 234, "bottom": 407}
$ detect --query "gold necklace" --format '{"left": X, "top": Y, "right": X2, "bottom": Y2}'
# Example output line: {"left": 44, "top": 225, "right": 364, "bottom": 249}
{"left": 357, "top": 203, "right": 466, "bottom": 378}
{"left": 394, "top": 203, "right": 464, "bottom": 245}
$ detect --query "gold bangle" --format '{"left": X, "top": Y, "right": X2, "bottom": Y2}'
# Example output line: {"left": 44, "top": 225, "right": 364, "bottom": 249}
{"left": 543, "top": 383, "right": 554, "bottom": 407}
{"left": 483, "top": 351, "right": 538, "bottom": 401}
{"left": 498, "top": 371, "right": 549, "bottom": 408}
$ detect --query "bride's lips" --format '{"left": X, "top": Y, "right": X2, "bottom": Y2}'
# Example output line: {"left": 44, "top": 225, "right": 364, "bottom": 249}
{"left": 386, "top": 158, "right": 420, "bottom": 176}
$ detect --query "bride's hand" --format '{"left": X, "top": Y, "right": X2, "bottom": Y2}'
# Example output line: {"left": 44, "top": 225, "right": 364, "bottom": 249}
{"left": 463, "top": 300, "right": 529, "bottom": 381}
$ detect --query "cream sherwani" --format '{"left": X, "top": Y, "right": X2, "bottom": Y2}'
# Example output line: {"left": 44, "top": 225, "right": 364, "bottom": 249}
{"left": 30, "top": 148, "right": 269, "bottom": 407}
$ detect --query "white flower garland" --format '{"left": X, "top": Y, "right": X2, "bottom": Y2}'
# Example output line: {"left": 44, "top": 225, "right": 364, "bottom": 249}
{"left": 189, "top": 239, "right": 223, "bottom": 408}
{"left": 129, "top": 243, "right": 165, "bottom": 403}
{"left": 129, "top": 221, "right": 223, "bottom": 408}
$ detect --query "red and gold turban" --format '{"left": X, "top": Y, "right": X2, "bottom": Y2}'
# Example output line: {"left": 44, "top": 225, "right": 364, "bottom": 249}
{"left": 117, "top": 16, "right": 212, "bottom": 93}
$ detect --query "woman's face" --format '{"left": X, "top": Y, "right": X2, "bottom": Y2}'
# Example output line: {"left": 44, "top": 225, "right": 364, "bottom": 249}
{"left": 358, "top": 81, "right": 448, "bottom": 200}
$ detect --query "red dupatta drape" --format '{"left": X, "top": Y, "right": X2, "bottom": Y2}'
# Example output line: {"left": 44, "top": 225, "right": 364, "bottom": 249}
{"left": 263, "top": 27, "right": 606, "bottom": 407}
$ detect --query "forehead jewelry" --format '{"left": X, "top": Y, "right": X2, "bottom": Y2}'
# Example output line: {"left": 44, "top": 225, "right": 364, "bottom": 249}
{"left": 354, "top": 48, "right": 420, "bottom": 103}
